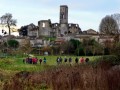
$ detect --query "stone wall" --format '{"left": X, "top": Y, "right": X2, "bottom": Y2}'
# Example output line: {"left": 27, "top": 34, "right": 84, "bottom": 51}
{"left": 68, "top": 23, "right": 81, "bottom": 34}
{"left": 38, "top": 19, "right": 52, "bottom": 37}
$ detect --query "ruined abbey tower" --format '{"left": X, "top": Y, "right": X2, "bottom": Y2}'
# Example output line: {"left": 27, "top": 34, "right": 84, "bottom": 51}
{"left": 60, "top": 5, "right": 68, "bottom": 24}
{"left": 59, "top": 5, "right": 68, "bottom": 36}
{"left": 37, "top": 5, "right": 81, "bottom": 37}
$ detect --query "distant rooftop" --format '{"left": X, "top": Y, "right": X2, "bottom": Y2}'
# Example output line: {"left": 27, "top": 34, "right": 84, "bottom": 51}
{"left": 60, "top": 5, "right": 68, "bottom": 7}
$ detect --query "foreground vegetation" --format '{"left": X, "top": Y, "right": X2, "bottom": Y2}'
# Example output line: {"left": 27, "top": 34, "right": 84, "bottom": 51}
{"left": 0, "top": 55, "right": 120, "bottom": 90}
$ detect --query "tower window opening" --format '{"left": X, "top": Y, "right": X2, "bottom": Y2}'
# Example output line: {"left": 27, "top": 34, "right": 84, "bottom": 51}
{"left": 42, "top": 22, "right": 45, "bottom": 27}
{"left": 63, "top": 15, "right": 64, "bottom": 19}
{"left": 56, "top": 24, "right": 57, "bottom": 26}
{"left": 61, "top": 14, "right": 64, "bottom": 19}
{"left": 69, "top": 24, "right": 71, "bottom": 27}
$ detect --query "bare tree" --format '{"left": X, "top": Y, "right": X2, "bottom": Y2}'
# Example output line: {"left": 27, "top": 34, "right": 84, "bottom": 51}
{"left": 0, "top": 13, "right": 17, "bottom": 35}
{"left": 99, "top": 15, "right": 119, "bottom": 35}
{"left": 111, "top": 13, "right": 120, "bottom": 33}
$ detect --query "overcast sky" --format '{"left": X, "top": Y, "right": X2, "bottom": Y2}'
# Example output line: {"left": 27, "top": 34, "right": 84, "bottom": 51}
{"left": 0, "top": 0, "right": 120, "bottom": 31}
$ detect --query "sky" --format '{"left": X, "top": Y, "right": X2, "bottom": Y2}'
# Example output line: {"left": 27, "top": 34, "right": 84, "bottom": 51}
{"left": 0, "top": 0, "right": 120, "bottom": 31}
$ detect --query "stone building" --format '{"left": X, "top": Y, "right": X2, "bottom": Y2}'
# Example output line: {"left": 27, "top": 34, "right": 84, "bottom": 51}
{"left": 51, "top": 23, "right": 60, "bottom": 37}
{"left": 84, "top": 29, "right": 98, "bottom": 34}
{"left": 19, "top": 23, "right": 38, "bottom": 39}
{"left": 68, "top": 23, "right": 81, "bottom": 34}
{"left": 18, "top": 5, "right": 120, "bottom": 47}
{"left": 38, "top": 19, "right": 52, "bottom": 37}
{"left": 27, "top": 23, "right": 38, "bottom": 38}
{"left": 38, "top": 5, "right": 81, "bottom": 37}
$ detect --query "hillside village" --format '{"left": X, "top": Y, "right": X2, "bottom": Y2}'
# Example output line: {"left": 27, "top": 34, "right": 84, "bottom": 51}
{"left": 0, "top": 5, "right": 119, "bottom": 48}
{"left": 0, "top": 1, "right": 120, "bottom": 89}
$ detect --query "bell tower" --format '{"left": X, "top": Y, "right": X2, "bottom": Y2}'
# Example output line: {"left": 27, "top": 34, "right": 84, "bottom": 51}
{"left": 59, "top": 5, "right": 68, "bottom": 36}
{"left": 60, "top": 5, "right": 68, "bottom": 24}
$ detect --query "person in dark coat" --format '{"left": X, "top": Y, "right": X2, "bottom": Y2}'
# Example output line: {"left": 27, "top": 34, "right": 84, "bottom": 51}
{"left": 29, "top": 58, "right": 32, "bottom": 64}
{"left": 39, "top": 58, "right": 42, "bottom": 65}
{"left": 69, "top": 57, "right": 72, "bottom": 66}
{"left": 64, "top": 56, "right": 67, "bottom": 64}
{"left": 59, "top": 57, "right": 63, "bottom": 64}
{"left": 85, "top": 58, "right": 89, "bottom": 63}
{"left": 23, "top": 59, "right": 25, "bottom": 63}
{"left": 56, "top": 57, "right": 59, "bottom": 65}
{"left": 75, "top": 57, "right": 78, "bottom": 64}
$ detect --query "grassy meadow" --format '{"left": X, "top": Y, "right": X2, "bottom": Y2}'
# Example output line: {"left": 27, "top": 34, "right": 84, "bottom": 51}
{"left": 0, "top": 55, "right": 97, "bottom": 81}
{"left": 0, "top": 55, "right": 97, "bottom": 73}
{"left": 0, "top": 55, "right": 120, "bottom": 90}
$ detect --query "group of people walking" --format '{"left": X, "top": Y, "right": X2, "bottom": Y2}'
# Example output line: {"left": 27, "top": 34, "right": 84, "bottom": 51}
{"left": 56, "top": 56, "right": 89, "bottom": 65}
{"left": 23, "top": 57, "right": 47, "bottom": 65}
{"left": 23, "top": 56, "right": 89, "bottom": 65}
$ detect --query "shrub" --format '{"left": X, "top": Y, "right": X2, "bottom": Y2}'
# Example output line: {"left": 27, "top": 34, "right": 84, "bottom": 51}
{"left": 3, "top": 64, "right": 120, "bottom": 90}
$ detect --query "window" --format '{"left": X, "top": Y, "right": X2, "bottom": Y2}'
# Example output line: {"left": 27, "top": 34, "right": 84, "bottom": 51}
{"left": 63, "top": 14, "right": 64, "bottom": 19}
{"left": 61, "top": 13, "right": 64, "bottom": 19}
{"left": 42, "top": 22, "right": 45, "bottom": 27}
{"left": 56, "top": 24, "right": 57, "bottom": 26}
{"left": 76, "top": 24, "right": 78, "bottom": 27}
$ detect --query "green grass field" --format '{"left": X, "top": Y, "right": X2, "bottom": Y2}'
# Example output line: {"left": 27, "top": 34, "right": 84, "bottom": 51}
{"left": 0, "top": 55, "right": 99, "bottom": 74}
{"left": 1, "top": 55, "right": 119, "bottom": 90}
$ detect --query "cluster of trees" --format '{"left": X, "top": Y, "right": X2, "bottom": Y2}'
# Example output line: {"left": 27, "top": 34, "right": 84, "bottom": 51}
{"left": 99, "top": 13, "right": 120, "bottom": 57}
{"left": 0, "top": 13, "right": 17, "bottom": 35}
{"left": 56, "top": 39, "right": 104, "bottom": 56}
{"left": 0, "top": 38, "right": 33, "bottom": 56}
{"left": 40, "top": 38, "right": 120, "bottom": 56}
{"left": 99, "top": 13, "right": 120, "bottom": 35}
{"left": 0, "top": 39, "right": 19, "bottom": 55}
{"left": 1, "top": 38, "right": 119, "bottom": 57}
{"left": 18, "top": 26, "right": 28, "bottom": 36}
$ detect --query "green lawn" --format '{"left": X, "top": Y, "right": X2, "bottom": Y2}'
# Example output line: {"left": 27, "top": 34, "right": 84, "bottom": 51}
{"left": 0, "top": 55, "right": 99, "bottom": 74}
{"left": 0, "top": 55, "right": 100, "bottom": 90}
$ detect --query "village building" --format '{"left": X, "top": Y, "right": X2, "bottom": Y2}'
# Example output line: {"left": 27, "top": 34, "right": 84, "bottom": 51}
{"left": 0, "top": 5, "right": 120, "bottom": 48}
{"left": 37, "top": 5, "right": 81, "bottom": 38}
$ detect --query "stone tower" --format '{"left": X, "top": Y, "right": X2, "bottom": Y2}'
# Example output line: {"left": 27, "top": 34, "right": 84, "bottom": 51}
{"left": 60, "top": 5, "right": 68, "bottom": 24}
{"left": 59, "top": 5, "right": 68, "bottom": 36}
{"left": 38, "top": 19, "right": 52, "bottom": 37}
